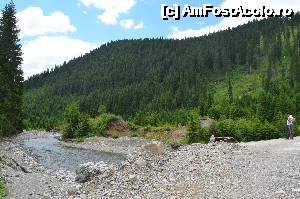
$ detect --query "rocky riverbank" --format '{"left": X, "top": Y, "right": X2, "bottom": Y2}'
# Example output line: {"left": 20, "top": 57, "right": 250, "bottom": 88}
{"left": 0, "top": 132, "right": 156, "bottom": 199}
{"left": 1, "top": 132, "right": 300, "bottom": 198}
{"left": 71, "top": 139, "right": 300, "bottom": 198}
{"left": 0, "top": 137, "right": 75, "bottom": 199}
{"left": 59, "top": 136, "right": 157, "bottom": 155}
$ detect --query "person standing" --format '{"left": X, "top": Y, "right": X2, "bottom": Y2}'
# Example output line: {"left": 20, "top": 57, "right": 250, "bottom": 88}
{"left": 287, "top": 114, "right": 295, "bottom": 140}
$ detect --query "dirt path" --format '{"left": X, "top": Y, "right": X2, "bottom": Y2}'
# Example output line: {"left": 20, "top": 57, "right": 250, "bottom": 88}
{"left": 243, "top": 137, "right": 300, "bottom": 153}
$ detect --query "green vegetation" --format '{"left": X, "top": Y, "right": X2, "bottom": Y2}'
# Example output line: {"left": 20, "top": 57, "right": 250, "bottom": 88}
{"left": 23, "top": 14, "right": 300, "bottom": 143}
{"left": 61, "top": 102, "right": 122, "bottom": 139}
{"left": 185, "top": 110, "right": 210, "bottom": 144}
{"left": 0, "top": 175, "right": 7, "bottom": 198}
{"left": 88, "top": 113, "right": 121, "bottom": 137}
{"left": 0, "top": 2, "right": 24, "bottom": 137}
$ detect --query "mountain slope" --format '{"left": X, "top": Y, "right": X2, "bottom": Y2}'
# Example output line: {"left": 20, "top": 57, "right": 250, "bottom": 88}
{"left": 24, "top": 14, "right": 300, "bottom": 129}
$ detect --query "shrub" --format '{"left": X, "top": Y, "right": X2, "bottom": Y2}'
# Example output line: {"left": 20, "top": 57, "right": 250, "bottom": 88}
{"left": 62, "top": 102, "right": 81, "bottom": 139}
{"left": 62, "top": 102, "right": 121, "bottom": 139}
{"left": 186, "top": 110, "right": 210, "bottom": 143}
{"left": 0, "top": 176, "right": 7, "bottom": 198}
{"left": 75, "top": 114, "right": 91, "bottom": 138}
{"left": 294, "top": 124, "right": 300, "bottom": 136}
{"left": 208, "top": 105, "right": 222, "bottom": 120}
{"left": 272, "top": 112, "right": 288, "bottom": 138}
{"left": 127, "top": 121, "right": 139, "bottom": 131}
{"left": 171, "top": 108, "right": 190, "bottom": 125}
{"left": 131, "top": 111, "right": 160, "bottom": 126}
{"left": 88, "top": 113, "right": 121, "bottom": 137}
{"left": 215, "top": 118, "right": 280, "bottom": 142}
{"left": 254, "top": 122, "right": 269, "bottom": 140}
{"left": 216, "top": 119, "right": 237, "bottom": 138}
{"left": 186, "top": 126, "right": 209, "bottom": 144}
{"left": 235, "top": 119, "right": 255, "bottom": 142}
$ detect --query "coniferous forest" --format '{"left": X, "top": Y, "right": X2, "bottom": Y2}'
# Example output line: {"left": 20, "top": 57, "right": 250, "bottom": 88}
{"left": 0, "top": 2, "right": 23, "bottom": 137}
{"left": 22, "top": 13, "right": 300, "bottom": 142}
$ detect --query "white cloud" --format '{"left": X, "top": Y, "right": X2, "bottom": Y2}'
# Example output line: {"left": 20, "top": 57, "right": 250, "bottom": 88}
{"left": 120, "top": 19, "right": 144, "bottom": 29}
{"left": 97, "top": 10, "right": 119, "bottom": 25}
{"left": 168, "top": 0, "right": 300, "bottom": 39}
{"left": 169, "top": 17, "right": 250, "bottom": 39}
{"left": 80, "top": 0, "right": 136, "bottom": 25}
{"left": 170, "top": 26, "right": 180, "bottom": 33}
{"left": 22, "top": 36, "right": 100, "bottom": 78}
{"left": 133, "top": 21, "right": 144, "bottom": 30}
{"left": 17, "top": 7, "right": 76, "bottom": 38}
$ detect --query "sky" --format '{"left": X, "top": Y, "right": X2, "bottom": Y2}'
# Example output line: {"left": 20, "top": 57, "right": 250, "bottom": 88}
{"left": 0, "top": 0, "right": 299, "bottom": 79}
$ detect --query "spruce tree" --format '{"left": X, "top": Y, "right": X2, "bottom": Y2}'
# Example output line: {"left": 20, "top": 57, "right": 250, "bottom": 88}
{"left": 0, "top": 1, "right": 24, "bottom": 137}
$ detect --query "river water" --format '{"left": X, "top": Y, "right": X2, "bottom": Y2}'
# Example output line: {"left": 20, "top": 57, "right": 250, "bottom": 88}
{"left": 23, "top": 134, "right": 125, "bottom": 172}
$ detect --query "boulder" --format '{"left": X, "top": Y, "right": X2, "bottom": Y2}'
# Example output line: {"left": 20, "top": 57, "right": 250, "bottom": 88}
{"left": 199, "top": 118, "right": 216, "bottom": 128}
{"left": 141, "top": 142, "right": 165, "bottom": 155}
{"left": 75, "top": 162, "right": 113, "bottom": 183}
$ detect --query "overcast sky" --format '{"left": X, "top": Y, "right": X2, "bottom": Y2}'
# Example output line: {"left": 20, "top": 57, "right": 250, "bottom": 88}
{"left": 0, "top": 0, "right": 299, "bottom": 79}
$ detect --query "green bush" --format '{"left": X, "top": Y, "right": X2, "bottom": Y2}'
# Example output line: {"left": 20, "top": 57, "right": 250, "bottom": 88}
{"left": 88, "top": 117, "right": 107, "bottom": 137}
{"left": 294, "top": 124, "right": 300, "bottom": 136}
{"left": 186, "top": 126, "right": 209, "bottom": 144}
{"left": 186, "top": 110, "right": 210, "bottom": 143}
{"left": 272, "top": 112, "right": 289, "bottom": 138}
{"left": 62, "top": 102, "right": 81, "bottom": 139}
{"left": 130, "top": 111, "right": 160, "bottom": 126}
{"left": 208, "top": 105, "right": 222, "bottom": 120}
{"left": 0, "top": 176, "right": 7, "bottom": 198}
{"left": 215, "top": 118, "right": 279, "bottom": 142}
{"left": 235, "top": 119, "right": 255, "bottom": 142}
{"left": 88, "top": 113, "right": 121, "bottom": 137}
{"left": 75, "top": 114, "right": 91, "bottom": 138}
{"left": 127, "top": 121, "right": 139, "bottom": 131}
{"left": 254, "top": 121, "right": 277, "bottom": 140}
{"left": 171, "top": 108, "right": 190, "bottom": 125}
{"left": 216, "top": 119, "right": 238, "bottom": 138}
{"left": 62, "top": 102, "right": 121, "bottom": 139}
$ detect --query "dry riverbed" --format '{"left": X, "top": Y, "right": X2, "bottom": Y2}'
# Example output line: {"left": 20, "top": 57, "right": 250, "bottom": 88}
{"left": 1, "top": 132, "right": 300, "bottom": 198}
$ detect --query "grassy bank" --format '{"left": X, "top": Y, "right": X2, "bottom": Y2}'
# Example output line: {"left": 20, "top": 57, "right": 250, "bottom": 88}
{"left": 0, "top": 175, "right": 7, "bottom": 198}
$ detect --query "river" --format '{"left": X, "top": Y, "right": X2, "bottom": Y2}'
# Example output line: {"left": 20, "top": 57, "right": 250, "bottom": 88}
{"left": 22, "top": 134, "right": 125, "bottom": 172}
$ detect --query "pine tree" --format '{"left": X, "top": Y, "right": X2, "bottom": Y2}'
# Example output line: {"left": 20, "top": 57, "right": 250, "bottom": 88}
{"left": 0, "top": 1, "right": 24, "bottom": 137}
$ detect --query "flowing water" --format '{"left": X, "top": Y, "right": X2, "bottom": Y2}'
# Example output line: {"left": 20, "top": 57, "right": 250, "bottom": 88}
{"left": 23, "top": 134, "right": 125, "bottom": 172}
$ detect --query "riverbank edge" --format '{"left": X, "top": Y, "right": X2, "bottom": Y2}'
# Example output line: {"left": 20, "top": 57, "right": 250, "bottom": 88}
{"left": 0, "top": 174, "right": 7, "bottom": 198}
{"left": 0, "top": 132, "right": 80, "bottom": 199}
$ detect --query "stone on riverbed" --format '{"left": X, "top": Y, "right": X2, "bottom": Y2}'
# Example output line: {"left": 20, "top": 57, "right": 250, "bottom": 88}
{"left": 75, "top": 161, "right": 115, "bottom": 183}
{"left": 141, "top": 141, "right": 165, "bottom": 154}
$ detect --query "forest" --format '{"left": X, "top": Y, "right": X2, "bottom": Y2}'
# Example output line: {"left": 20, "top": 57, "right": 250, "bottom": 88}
{"left": 24, "top": 13, "right": 300, "bottom": 142}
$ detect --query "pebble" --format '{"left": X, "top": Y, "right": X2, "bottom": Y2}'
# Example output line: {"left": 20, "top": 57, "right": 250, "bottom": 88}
{"left": 1, "top": 132, "right": 300, "bottom": 199}
{"left": 77, "top": 141, "right": 300, "bottom": 199}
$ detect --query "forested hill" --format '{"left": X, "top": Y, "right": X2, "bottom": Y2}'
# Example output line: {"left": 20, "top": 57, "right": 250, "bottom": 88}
{"left": 24, "top": 14, "right": 300, "bottom": 130}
